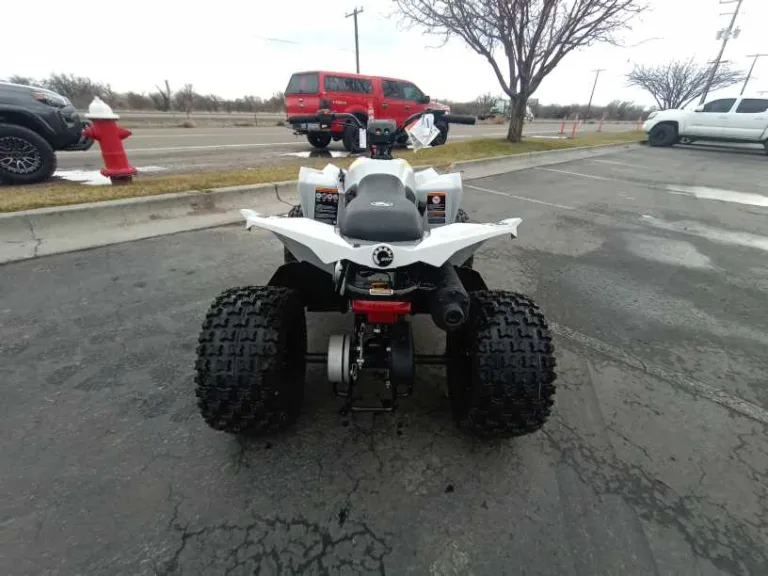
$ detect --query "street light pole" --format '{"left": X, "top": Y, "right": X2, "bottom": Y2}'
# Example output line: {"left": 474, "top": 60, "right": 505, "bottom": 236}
{"left": 741, "top": 54, "right": 768, "bottom": 95}
{"left": 346, "top": 7, "right": 364, "bottom": 74}
{"left": 700, "top": 0, "right": 744, "bottom": 104}
{"left": 586, "top": 69, "right": 605, "bottom": 117}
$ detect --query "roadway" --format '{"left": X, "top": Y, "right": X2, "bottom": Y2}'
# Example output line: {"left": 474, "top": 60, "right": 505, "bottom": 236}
{"left": 56, "top": 121, "right": 635, "bottom": 174}
{"left": 2, "top": 144, "right": 766, "bottom": 574}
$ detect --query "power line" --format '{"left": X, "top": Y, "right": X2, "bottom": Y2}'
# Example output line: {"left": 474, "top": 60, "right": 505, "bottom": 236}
{"left": 742, "top": 53, "right": 768, "bottom": 95}
{"left": 346, "top": 7, "right": 364, "bottom": 74}
{"left": 255, "top": 35, "right": 354, "bottom": 54}
{"left": 700, "top": 0, "right": 744, "bottom": 104}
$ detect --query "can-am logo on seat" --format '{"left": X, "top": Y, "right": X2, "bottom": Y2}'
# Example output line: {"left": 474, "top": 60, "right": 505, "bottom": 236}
{"left": 371, "top": 245, "right": 394, "bottom": 268}
{"left": 370, "top": 201, "right": 393, "bottom": 207}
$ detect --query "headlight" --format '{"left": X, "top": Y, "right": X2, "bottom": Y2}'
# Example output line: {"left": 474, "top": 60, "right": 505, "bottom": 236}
{"left": 647, "top": 111, "right": 658, "bottom": 120}
{"left": 32, "top": 91, "right": 70, "bottom": 108}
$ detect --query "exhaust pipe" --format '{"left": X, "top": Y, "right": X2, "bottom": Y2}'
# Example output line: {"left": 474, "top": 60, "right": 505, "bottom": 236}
{"left": 429, "top": 263, "right": 470, "bottom": 332}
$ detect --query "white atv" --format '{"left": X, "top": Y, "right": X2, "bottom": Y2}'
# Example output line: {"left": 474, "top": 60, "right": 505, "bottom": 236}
{"left": 194, "top": 111, "right": 557, "bottom": 439}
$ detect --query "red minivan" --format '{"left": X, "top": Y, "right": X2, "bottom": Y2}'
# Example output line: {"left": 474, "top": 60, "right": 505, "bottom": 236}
{"left": 285, "top": 70, "right": 450, "bottom": 151}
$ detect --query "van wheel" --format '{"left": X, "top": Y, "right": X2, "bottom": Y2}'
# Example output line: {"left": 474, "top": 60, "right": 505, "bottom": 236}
{"left": 307, "top": 132, "right": 331, "bottom": 149}
{"left": 648, "top": 123, "right": 678, "bottom": 147}
{"left": 0, "top": 124, "right": 57, "bottom": 185}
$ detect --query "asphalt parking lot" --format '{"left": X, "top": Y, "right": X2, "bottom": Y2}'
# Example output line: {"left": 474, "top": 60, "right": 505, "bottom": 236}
{"left": 1, "top": 144, "right": 767, "bottom": 575}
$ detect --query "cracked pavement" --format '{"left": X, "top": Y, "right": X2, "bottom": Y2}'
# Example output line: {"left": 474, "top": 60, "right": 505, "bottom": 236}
{"left": 1, "top": 144, "right": 767, "bottom": 575}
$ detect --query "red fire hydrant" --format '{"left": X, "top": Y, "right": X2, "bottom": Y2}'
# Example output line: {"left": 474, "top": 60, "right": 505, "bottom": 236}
{"left": 83, "top": 97, "right": 136, "bottom": 184}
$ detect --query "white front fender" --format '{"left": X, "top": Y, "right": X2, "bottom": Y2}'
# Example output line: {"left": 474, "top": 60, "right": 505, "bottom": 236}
{"left": 241, "top": 209, "right": 521, "bottom": 269}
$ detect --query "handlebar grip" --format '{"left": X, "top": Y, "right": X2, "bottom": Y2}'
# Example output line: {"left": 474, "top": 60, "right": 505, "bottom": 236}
{"left": 288, "top": 115, "right": 321, "bottom": 124}
{"left": 444, "top": 114, "right": 476, "bottom": 125}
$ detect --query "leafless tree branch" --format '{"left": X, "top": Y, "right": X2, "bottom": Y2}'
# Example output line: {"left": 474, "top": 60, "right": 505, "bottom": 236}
{"left": 627, "top": 60, "right": 745, "bottom": 110}
{"left": 393, "top": 0, "right": 647, "bottom": 141}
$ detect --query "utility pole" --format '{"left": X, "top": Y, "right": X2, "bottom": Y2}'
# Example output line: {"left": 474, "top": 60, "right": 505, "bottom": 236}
{"left": 586, "top": 69, "right": 605, "bottom": 117}
{"left": 742, "top": 53, "right": 768, "bottom": 95}
{"left": 346, "top": 7, "right": 364, "bottom": 74}
{"left": 700, "top": 0, "right": 744, "bottom": 104}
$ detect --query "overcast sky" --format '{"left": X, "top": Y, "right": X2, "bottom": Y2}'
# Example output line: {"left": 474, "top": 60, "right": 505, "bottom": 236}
{"left": 3, "top": 0, "right": 767, "bottom": 107}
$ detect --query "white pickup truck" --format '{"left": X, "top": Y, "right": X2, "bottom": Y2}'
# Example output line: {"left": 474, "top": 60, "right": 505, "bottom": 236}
{"left": 643, "top": 95, "right": 768, "bottom": 153}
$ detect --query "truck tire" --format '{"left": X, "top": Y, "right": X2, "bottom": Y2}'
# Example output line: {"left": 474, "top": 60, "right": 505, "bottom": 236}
{"left": 431, "top": 123, "right": 449, "bottom": 146}
{"left": 648, "top": 123, "right": 678, "bottom": 147}
{"left": 307, "top": 132, "right": 332, "bottom": 149}
{"left": 283, "top": 204, "right": 303, "bottom": 263}
{"left": 446, "top": 290, "right": 557, "bottom": 439}
{"left": 194, "top": 286, "right": 307, "bottom": 435}
{"left": 0, "top": 123, "right": 57, "bottom": 185}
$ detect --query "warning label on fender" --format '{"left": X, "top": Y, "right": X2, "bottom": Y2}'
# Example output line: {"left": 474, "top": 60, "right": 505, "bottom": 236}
{"left": 426, "top": 192, "right": 446, "bottom": 225}
{"left": 314, "top": 187, "right": 339, "bottom": 224}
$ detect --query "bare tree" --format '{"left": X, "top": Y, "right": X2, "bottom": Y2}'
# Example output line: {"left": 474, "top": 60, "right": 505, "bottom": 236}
{"left": 154, "top": 80, "right": 173, "bottom": 112}
{"left": 394, "top": 0, "right": 646, "bottom": 142}
{"left": 7, "top": 75, "right": 38, "bottom": 86}
{"left": 175, "top": 84, "right": 197, "bottom": 118}
{"left": 627, "top": 60, "right": 744, "bottom": 110}
{"left": 474, "top": 92, "right": 497, "bottom": 116}
{"left": 43, "top": 73, "right": 110, "bottom": 108}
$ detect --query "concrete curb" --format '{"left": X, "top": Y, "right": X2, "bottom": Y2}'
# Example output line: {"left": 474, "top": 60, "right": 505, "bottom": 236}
{"left": 0, "top": 181, "right": 298, "bottom": 265}
{"left": 449, "top": 142, "right": 640, "bottom": 179}
{"left": 1, "top": 141, "right": 639, "bottom": 265}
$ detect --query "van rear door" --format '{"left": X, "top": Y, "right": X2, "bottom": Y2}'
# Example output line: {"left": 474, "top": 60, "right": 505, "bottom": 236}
{"left": 285, "top": 72, "right": 320, "bottom": 117}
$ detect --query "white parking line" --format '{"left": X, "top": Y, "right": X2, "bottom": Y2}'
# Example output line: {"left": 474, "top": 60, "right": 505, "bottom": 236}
{"left": 466, "top": 184, "right": 578, "bottom": 211}
{"left": 129, "top": 130, "right": 291, "bottom": 139}
{"left": 590, "top": 158, "right": 652, "bottom": 169}
{"left": 113, "top": 141, "right": 305, "bottom": 154}
{"left": 534, "top": 167, "right": 614, "bottom": 181}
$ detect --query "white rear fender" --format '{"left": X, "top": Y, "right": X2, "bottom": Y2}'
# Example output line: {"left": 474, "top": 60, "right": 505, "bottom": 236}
{"left": 241, "top": 209, "right": 521, "bottom": 270}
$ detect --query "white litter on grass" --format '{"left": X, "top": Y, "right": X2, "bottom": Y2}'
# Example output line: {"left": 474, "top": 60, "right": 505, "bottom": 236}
{"left": 666, "top": 185, "right": 768, "bottom": 208}
{"left": 281, "top": 151, "right": 351, "bottom": 158}
{"left": 53, "top": 166, "right": 167, "bottom": 186}
{"left": 641, "top": 215, "right": 768, "bottom": 253}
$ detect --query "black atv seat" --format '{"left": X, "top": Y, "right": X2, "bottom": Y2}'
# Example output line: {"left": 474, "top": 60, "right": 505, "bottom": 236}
{"left": 339, "top": 173, "right": 423, "bottom": 242}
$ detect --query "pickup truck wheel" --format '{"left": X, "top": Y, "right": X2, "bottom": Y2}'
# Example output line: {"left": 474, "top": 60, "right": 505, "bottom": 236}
{"left": 0, "top": 124, "right": 57, "bottom": 185}
{"left": 431, "top": 123, "right": 449, "bottom": 146}
{"left": 648, "top": 123, "right": 678, "bottom": 147}
{"left": 307, "top": 132, "right": 332, "bottom": 149}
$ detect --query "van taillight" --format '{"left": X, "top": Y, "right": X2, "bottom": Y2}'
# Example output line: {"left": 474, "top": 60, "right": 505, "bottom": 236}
{"left": 320, "top": 98, "right": 332, "bottom": 110}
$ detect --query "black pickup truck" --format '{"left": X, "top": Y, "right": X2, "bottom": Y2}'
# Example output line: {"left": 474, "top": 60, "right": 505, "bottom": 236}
{"left": 0, "top": 81, "right": 93, "bottom": 185}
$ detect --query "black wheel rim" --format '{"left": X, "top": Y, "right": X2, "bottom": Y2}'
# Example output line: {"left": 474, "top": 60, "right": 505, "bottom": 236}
{"left": 0, "top": 136, "right": 43, "bottom": 175}
{"left": 651, "top": 127, "right": 667, "bottom": 144}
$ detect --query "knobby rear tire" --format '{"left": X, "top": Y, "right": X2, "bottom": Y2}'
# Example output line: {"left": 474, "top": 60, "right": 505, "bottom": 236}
{"left": 194, "top": 286, "right": 307, "bottom": 435}
{"left": 446, "top": 290, "right": 557, "bottom": 439}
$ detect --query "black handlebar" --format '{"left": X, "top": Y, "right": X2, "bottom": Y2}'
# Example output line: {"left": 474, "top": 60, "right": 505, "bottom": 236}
{"left": 443, "top": 114, "right": 476, "bottom": 125}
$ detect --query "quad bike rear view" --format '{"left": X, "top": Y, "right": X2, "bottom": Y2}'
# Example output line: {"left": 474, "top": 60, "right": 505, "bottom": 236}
{"left": 193, "top": 109, "right": 557, "bottom": 439}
